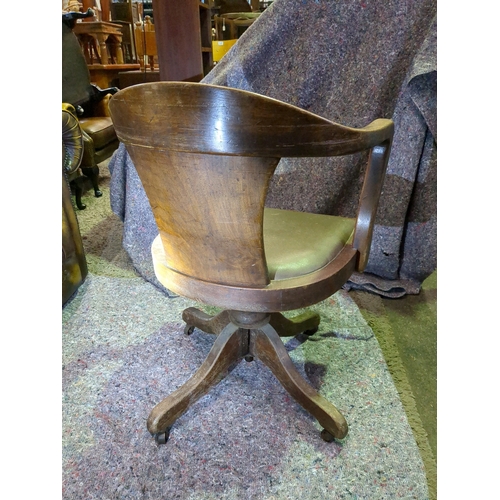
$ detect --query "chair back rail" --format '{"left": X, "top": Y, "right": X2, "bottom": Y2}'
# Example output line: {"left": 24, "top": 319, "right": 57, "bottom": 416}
{"left": 109, "top": 82, "right": 393, "bottom": 157}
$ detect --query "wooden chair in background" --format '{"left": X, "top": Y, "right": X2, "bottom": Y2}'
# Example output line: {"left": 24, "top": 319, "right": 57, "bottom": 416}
{"left": 134, "top": 16, "right": 157, "bottom": 71}
{"left": 109, "top": 82, "right": 394, "bottom": 445}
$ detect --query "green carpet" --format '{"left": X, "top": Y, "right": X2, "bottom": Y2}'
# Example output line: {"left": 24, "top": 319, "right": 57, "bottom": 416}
{"left": 350, "top": 274, "right": 437, "bottom": 500}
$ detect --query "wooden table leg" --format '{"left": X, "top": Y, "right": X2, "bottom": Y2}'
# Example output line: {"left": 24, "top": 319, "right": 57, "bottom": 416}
{"left": 96, "top": 33, "right": 109, "bottom": 64}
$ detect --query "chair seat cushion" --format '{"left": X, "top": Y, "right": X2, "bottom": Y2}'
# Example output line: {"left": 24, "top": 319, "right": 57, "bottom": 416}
{"left": 264, "top": 208, "right": 355, "bottom": 280}
{"left": 79, "top": 116, "right": 117, "bottom": 150}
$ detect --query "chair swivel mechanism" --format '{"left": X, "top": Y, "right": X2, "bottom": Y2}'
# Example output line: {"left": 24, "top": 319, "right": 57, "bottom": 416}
{"left": 109, "top": 82, "right": 394, "bottom": 444}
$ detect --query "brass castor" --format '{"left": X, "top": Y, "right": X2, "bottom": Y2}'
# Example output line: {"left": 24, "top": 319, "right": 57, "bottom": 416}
{"left": 184, "top": 325, "right": 195, "bottom": 335}
{"left": 154, "top": 428, "right": 171, "bottom": 445}
{"left": 320, "top": 428, "right": 335, "bottom": 442}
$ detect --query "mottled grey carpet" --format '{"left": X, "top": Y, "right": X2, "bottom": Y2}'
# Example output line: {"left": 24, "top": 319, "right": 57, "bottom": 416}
{"left": 62, "top": 163, "right": 429, "bottom": 499}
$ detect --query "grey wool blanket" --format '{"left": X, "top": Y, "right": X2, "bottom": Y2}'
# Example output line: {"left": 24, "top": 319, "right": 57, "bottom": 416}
{"left": 108, "top": 0, "right": 437, "bottom": 298}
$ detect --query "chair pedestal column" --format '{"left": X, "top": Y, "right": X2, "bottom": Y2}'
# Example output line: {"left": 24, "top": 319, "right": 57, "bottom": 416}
{"left": 147, "top": 308, "right": 347, "bottom": 444}
{"left": 182, "top": 307, "right": 320, "bottom": 337}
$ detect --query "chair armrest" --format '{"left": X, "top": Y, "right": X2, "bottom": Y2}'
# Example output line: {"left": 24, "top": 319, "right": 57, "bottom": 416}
{"left": 92, "top": 93, "right": 114, "bottom": 117}
{"left": 81, "top": 129, "right": 96, "bottom": 166}
{"left": 62, "top": 102, "right": 77, "bottom": 115}
{"left": 352, "top": 119, "right": 394, "bottom": 272}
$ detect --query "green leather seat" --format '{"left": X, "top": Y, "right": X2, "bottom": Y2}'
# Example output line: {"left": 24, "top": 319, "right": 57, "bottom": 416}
{"left": 264, "top": 208, "right": 355, "bottom": 280}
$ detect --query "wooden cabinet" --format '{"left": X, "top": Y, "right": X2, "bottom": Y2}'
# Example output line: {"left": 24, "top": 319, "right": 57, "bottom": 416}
{"left": 151, "top": 0, "right": 213, "bottom": 82}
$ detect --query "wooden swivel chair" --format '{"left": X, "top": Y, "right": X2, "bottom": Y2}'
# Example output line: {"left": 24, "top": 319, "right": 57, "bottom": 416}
{"left": 109, "top": 82, "right": 394, "bottom": 445}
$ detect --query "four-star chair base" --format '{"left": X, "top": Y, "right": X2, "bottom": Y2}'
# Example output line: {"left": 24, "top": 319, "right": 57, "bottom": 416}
{"left": 147, "top": 308, "right": 348, "bottom": 445}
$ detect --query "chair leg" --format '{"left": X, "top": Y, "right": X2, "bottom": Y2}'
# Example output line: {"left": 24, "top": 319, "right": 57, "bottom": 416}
{"left": 269, "top": 311, "right": 320, "bottom": 337}
{"left": 147, "top": 322, "right": 246, "bottom": 441}
{"left": 182, "top": 307, "right": 232, "bottom": 336}
{"left": 249, "top": 323, "right": 348, "bottom": 441}
{"left": 81, "top": 166, "right": 102, "bottom": 198}
{"left": 71, "top": 178, "right": 86, "bottom": 210}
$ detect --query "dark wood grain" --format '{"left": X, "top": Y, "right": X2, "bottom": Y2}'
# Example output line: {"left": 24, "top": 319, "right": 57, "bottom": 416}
{"left": 110, "top": 82, "right": 393, "bottom": 157}
{"left": 148, "top": 313, "right": 348, "bottom": 440}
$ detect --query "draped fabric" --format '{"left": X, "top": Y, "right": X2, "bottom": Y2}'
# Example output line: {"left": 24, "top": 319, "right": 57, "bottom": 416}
{"left": 109, "top": 0, "right": 437, "bottom": 298}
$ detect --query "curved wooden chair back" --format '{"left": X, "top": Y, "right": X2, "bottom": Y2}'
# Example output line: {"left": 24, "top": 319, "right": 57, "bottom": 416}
{"left": 109, "top": 82, "right": 393, "bottom": 288}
